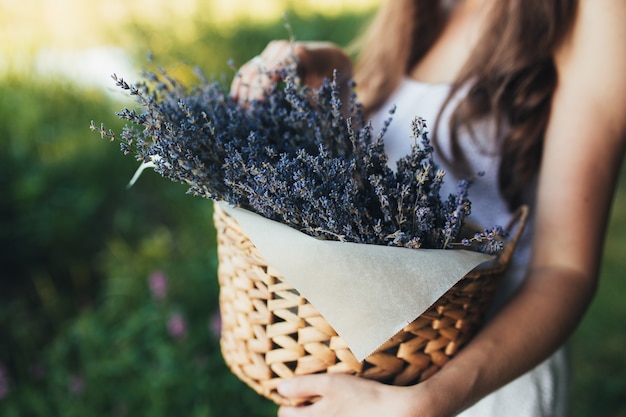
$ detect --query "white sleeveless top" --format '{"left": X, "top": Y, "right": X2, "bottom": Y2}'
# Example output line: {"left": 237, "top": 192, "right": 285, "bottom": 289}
{"left": 370, "top": 78, "right": 569, "bottom": 417}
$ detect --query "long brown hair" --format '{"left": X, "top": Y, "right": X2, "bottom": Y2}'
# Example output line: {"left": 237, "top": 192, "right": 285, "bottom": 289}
{"left": 353, "top": 0, "right": 578, "bottom": 209}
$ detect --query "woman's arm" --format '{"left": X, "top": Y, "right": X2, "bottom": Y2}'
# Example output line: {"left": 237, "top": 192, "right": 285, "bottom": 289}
{"left": 277, "top": 1, "right": 626, "bottom": 416}
{"left": 427, "top": 0, "right": 626, "bottom": 410}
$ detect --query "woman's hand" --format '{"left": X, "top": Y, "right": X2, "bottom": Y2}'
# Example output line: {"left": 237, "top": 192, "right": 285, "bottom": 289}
{"left": 276, "top": 374, "right": 425, "bottom": 417}
{"left": 229, "top": 40, "right": 353, "bottom": 104}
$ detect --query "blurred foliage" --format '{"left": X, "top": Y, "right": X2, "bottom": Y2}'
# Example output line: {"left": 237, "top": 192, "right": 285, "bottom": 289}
{"left": 0, "top": 74, "right": 252, "bottom": 415}
{"left": 111, "top": 8, "right": 373, "bottom": 85}
{"left": 0, "top": 4, "right": 624, "bottom": 417}
{"left": 0, "top": 0, "right": 379, "bottom": 58}
{"left": 1, "top": 230, "right": 277, "bottom": 416}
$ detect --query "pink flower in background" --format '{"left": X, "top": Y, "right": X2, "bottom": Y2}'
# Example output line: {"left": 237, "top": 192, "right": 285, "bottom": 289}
{"left": 29, "top": 362, "right": 45, "bottom": 380}
{"left": 68, "top": 374, "right": 85, "bottom": 395}
{"left": 148, "top": 271, "right": 168, "bottom": 300}
{"left": 167, "top": 312, "right": 187, "bottom": 340}
{"left": 0, "top": 362, "right": 9, "bottom": 399}
{"left": 209, "top": 310, "right": 222, "bottom": 338}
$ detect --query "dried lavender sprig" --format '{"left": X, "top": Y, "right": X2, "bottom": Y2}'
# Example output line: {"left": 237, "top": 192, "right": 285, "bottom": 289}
{"left": 458, "top": 226, "right": 508, "bottom": 253}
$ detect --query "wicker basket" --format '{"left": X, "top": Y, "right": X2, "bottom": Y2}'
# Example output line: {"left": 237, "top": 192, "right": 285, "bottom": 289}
{"left": 214, "top": 203, "right": 528, "bottom": 405}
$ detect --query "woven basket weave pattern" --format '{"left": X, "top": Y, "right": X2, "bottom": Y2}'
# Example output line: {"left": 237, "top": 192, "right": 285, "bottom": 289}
{"left": 214, "top": 204, "right": 525, "bottom": 405}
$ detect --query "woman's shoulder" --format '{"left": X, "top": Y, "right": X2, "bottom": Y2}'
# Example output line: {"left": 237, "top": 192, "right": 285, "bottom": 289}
{"left": 557, "top": 1, "right": 625, "bottom": 70}
{"left": 556, "top": 0, "right": 626, "bottom": 84}
{"left": 554, "top": 0, "right": 626, "bottom": 141}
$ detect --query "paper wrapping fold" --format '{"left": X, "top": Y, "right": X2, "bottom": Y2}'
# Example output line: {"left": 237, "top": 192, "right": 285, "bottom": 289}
{"left": 218, "top": 202, "right": 493, "bottom": 361}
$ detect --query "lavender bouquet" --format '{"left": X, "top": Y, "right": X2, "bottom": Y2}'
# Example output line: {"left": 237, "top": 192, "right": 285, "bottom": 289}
{"left": 92, "top": 63, "right": 503, "bottom": 254}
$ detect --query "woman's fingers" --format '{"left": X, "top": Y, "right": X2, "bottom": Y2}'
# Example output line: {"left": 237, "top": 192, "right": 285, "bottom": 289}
{"left": 278, "top": 374, "right": 328, "bottom": 400}
{"left": 261, "top": 40, "right": 295, "bottom": 65}
{"left": 229, "top": 58, "right": 268, "bottom": 103}
{"left": 276, "top": 375, "right": 328, "bottom": 417}
{"left": 230, "top": 40, "right": 294, "bottom": 103}
{"left": 276, "top": 374, "right": 417, "bottom": 417}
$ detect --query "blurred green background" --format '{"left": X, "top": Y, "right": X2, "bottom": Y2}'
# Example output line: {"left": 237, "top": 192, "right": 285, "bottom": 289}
{"left": 0, "top": 1, "right": 624, "bottom": 416}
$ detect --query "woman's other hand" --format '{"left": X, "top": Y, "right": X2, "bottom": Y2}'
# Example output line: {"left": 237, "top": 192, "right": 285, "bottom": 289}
{"left": 276, "top": 374, "right": 426, "bottom": 417}
{"left": 229, "top": 40, "right": 353, "bottom": 104}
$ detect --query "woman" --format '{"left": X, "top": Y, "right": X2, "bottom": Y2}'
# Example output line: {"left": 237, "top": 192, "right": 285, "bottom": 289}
{"left": 230, "top": 0, "right": 626, "bottom": 416}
